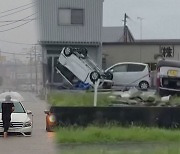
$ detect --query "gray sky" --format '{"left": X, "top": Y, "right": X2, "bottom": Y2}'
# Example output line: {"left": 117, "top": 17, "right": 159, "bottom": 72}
{"left": 0, "top": 0, "right": 180, "bottom": 60}
{"left": 103, "top": 0, "right": 180, "bottom": 39}
{"left": 0, "top": 0, "right": 36, "bottom": 61}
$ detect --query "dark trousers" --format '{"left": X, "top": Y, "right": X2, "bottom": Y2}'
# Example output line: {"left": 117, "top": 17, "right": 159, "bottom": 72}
{"left": 2, "top": 117, "right": 11, "bottom": 132}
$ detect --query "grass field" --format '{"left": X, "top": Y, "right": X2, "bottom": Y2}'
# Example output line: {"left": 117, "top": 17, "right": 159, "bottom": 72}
{"left": 48, "top": 91, "right": 113, "bottom": 106}
{"left": 48, "top": 91, "right": 180, "bottom": 107}
{"left": 56, "top": 126, "right": 180, "bottom": 144}
{"left": 50, "top": 92, "right": 180, "bottom": 153}
{"left": 59, "top": 143, "right": 180, "bottom": 154}
{"left": 57, "top": 126, "right": 180, "bottom": 154}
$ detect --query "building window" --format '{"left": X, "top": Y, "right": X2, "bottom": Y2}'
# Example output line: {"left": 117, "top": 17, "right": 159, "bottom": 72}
{"left": 59, "top": 8, "right": 84, "bottom": 25}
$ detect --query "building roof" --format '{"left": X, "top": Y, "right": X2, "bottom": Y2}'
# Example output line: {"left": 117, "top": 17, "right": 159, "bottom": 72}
{"left": 102, "top": 26, "right": 134, "bottom": 43}
{"left": 135, "top": 39, "right": 180, "bottom": 44}
{"left": 103, "top": 39, "right": 180, "bottom": 45}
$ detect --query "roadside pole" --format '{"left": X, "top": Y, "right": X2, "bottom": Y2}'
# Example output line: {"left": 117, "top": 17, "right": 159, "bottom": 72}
{"left": 93, "top": 79, "right": 100, "bottom": 107}
{"left": 29, "top": 49, "right": 33, "bottom": 90}
{"left": 13, "top": 53, "right": 17, "bottom": 90}
{"left": 34, "top": 46, "right": 38, "bottom": 94}
{"left": 45, "top": 80, "right": 49, "bottom": 101}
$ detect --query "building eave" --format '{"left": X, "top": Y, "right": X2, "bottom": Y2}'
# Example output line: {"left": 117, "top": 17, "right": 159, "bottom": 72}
{"left": 103, "top": 40, "right": 180, "bottom": 45}
{"left": 39, "top": 41, "right": 101, "bottom": 46}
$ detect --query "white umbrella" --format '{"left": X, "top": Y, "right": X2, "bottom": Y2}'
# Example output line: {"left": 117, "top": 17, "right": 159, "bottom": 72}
{"left": 0, "top": 92, "right": 24, "bottom": 102}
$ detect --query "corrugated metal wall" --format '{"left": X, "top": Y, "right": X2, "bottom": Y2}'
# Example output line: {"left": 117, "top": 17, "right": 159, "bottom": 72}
{"left": 36, "top": 0, "right": 103, "bottom": 43}
{"left": 103, "top": 44, "right": 180, "bottom": 67}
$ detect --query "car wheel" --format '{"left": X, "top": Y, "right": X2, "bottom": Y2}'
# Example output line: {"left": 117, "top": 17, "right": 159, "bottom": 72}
{"left": 45, "top": 119, "right": 54, "bottom": 132}
{"left": 104, "top": 71, "right": 113, "bottom": 80}
{"left": 46, "top": 127, "right": 51, "bottom": 132}
{"left": 64, "top": 47, "right": 73, "bottom": 57}
{"left": 90, "top": 71, "right": 100, "bottom": 83}
{"left": 139, "top": 81, "right": 149, "bottom": 90}
{"left": 80, "top": 48, "right": 88, "bottom": 59}
{"left": 46, "top": 124, "right": 53, "bottom": 132}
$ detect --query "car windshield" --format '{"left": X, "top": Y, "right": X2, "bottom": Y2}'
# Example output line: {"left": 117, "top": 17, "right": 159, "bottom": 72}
{"left": 0, "top": 101, "right": 25, "bottom": 113}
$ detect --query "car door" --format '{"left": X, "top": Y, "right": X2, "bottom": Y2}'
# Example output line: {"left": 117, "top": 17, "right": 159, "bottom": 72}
{"left": 61, "top": 53, "right": 91, "bottom": 82}
{"left": 110, "top": 64, "right": 128, "bottom": 85}
{"left": 127, "top": 64, "right": 146, "bottom": 86}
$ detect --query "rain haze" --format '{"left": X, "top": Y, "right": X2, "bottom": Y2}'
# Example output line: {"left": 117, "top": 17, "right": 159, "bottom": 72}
{"left": 0, "top": 0, "right": 180, "bottom": 153}
{"left": 0, "top": 0, "right": 36, "bottom": 61}
{"left": 0, "top": 0, "right": 180, "bottom": 60}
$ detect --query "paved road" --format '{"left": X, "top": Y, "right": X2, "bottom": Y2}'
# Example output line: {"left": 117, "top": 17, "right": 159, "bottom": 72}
{"left": 0, "top": 92, "right": 57, "bottom": 154}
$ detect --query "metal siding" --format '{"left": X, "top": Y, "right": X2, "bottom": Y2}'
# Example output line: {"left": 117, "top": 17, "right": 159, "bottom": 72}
{"left": 102, "top": 44, "right": 180, "bottom": 67}
{"left": 37, "top": 0, "right": 103, "bottom": 43}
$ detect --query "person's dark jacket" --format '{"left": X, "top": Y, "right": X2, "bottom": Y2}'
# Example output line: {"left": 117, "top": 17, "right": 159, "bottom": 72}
{"left": 1, "top": 101, "right": 14, "bottom": 121}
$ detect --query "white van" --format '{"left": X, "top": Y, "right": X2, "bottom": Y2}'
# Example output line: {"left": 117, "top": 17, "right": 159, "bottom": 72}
{"left": 105, "top": 62, "right": 151, "bottom": 90}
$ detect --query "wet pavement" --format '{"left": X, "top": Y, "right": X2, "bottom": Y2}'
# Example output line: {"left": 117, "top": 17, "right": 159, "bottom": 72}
{"left": 0, "top": 91, "right": 57, "bottom": 154}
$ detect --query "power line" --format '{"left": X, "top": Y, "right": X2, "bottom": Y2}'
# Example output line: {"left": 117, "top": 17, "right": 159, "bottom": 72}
{"left": 0, "top": 5, "right": 35, "bottom": 19}
{"left": 0, "top": 2, "right": 34, "bottom": 14}
{"left": 0, "top": 50, "right": 41, "bottom": 56}
{"left": 0, "top": 19, "right": 34, "bottom": 32}
{"left": 0, "top": 39, "right": 37, "bottom": 45}
{"left": 0, "top": 13, "right": 36, "bottom": 27}
{"left": 0, "top": 49, "right": 41, "bottom": 58}
{"left": 1, "top": 51, "right": 30, "bottom": 55}
{"left": 0, "top": 18, "right": 36, "bottom": 23}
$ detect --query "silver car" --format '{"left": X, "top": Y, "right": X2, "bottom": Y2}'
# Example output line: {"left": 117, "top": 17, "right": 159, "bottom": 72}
{"left": 106, "top": 62, "right": 151, "bottom": 90}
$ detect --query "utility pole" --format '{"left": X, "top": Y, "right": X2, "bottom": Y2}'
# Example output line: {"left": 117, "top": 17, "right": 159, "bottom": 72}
{"left": 34, "top": 46, "right": 38, "bottom": 94}
{"left": 123, "top": 13, "right": 130, "bottom": 43}
{"left": 137, "top": 17, "right": 144, "bottom": 40}
{"left": 0, "top": 49, "right": 2, "bottom": 88}
{"left": 29, "top": 48, "right": 33, "bottom": 91}
{"left": 13, "top": 53, "right": 17, "bottom": 90}
{"left": 137, "top": 16, "right": 144, "bottom": 62}
{"left": 0, "top": 49, "right": 1, "bottom": 63}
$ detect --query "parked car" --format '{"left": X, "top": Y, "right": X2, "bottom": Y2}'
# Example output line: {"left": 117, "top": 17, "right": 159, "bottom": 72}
{"left": 44, "top": 110, "right": 56, "bottom": 132}
{"left": 157, "top": 60, "right": 180, "bottom": 96}
{"left": 105, "top": 62, "right": 151, "bottom": 90}
{"left": 57, "top": 47, "right": 113, "bottom": 87}
{"left": 0, "top": 99, "right": 33, "bottom": 136}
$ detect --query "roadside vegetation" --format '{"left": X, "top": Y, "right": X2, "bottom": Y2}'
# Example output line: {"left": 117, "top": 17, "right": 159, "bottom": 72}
{"left": 169, "top": 95, "right": 180, "bottom": 106}
{"left": 50, "top": 92, "right": 180, "bottom": 153}
{"left": 60, "top": 144, "right": 180, "bottom": 154}
{"left": 48, "top": 91, "right": 180, "bottom": 107}
{"left": 48, "top": 91, "right": 113, "bottom": 106}
{"left": 56, "top": 126, "right": 180, "bottom": 144}
{"left": 57, "top": 125, "right": 180, "bottom": 154}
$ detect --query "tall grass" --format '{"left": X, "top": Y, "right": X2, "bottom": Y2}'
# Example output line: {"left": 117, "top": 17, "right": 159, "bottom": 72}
{"left": 59, "top": 144, "right": 180, "bottom": 154}
{"left": 56, "top": 126, "right": 180, "bottom": 144}
{"left": 48, "top": 92, "right": 113, "bottom": 106}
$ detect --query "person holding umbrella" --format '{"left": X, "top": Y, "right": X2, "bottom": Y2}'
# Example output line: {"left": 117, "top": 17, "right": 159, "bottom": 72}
{"left": 1, "top": 95, "right": 15, "bottom": 138}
